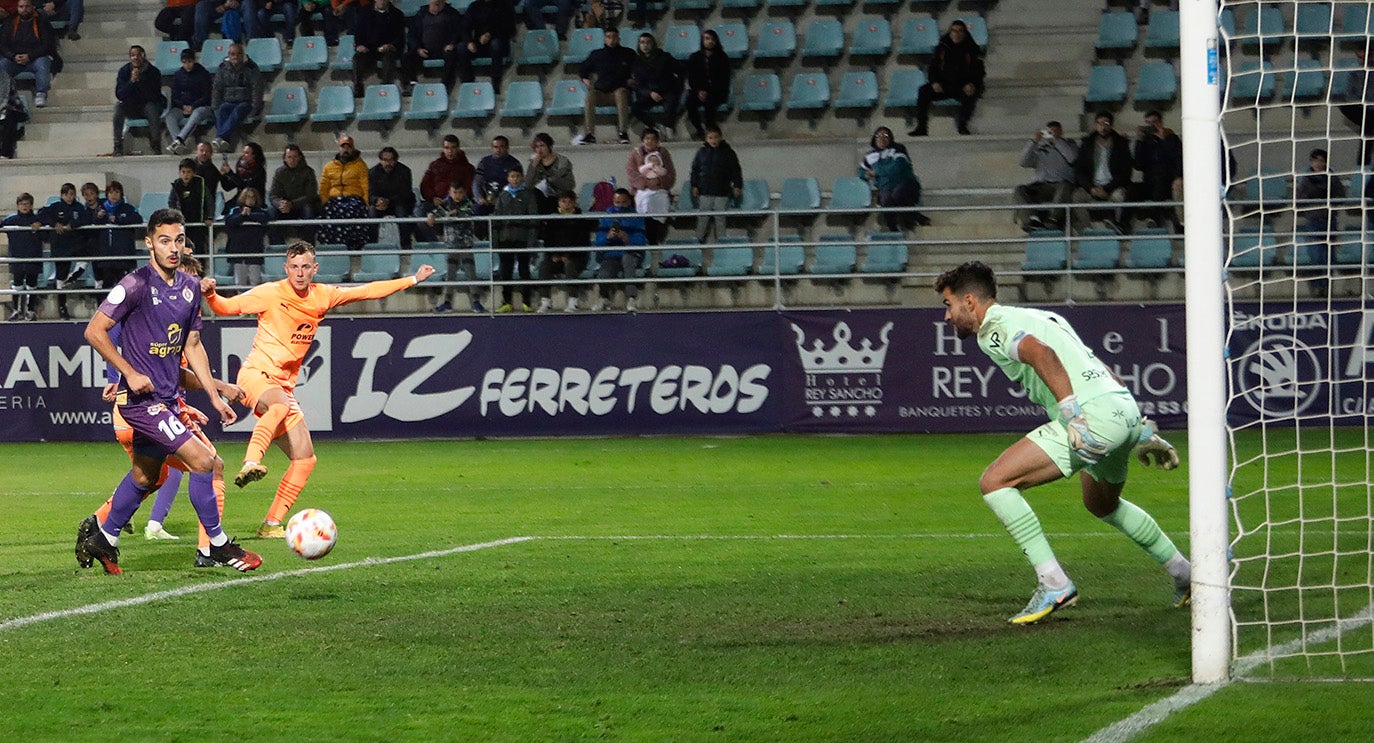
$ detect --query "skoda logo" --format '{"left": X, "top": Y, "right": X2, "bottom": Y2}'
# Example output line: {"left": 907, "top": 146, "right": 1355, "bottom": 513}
{"left": 1236, "top": 336, "right": 1323, "bottom": 418}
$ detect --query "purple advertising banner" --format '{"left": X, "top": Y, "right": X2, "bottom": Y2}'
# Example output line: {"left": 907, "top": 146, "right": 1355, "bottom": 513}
{"left": 0, "top": 303, "right": 1212, "bottom": 442}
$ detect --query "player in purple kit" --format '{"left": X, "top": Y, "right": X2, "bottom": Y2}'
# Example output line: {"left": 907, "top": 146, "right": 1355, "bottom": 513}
{"left": 77, "top": 208, "right": 262, "bottom": 574}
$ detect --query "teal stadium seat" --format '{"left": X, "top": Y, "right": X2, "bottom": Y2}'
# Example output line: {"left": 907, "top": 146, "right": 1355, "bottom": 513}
{"left": 246, "top": 37, "right": 282, "bottom": 72}
{"left": 1085, "top": 65, "right": 1127, "bottom": 103}
{"left": 812, "top": 235, "right": 857, "bottom": 274}
{"left": 714, "top": 22, "right": 749, "bottom": 59}
{"left": 310, "top": 85, "right": 355, "bottom": 123}
{"left": 786, "top": 72, "right": 830, "bottom": 110}
{"left": 452, "top": 81, "right": 496, "bottom": 119}
{"left": 1135, "top": 62, "right": 1177, "bottom": 103}
{"left": 655, "top": 244, "right": 702, "bottom": 278}
{"left": 499, "top": 81, "right": 544, "bottom": 118}
{"left": 577, "top": 181, "right": 597, "bottom": 211}
{"left": 1125, "top": 236, "right": 1174, "bottom": 269}
{"left": 755, "top": 20, "right": 797, "bottom": 60}
{"left": 1219, "top": 8, "right": 1236, "bottom": 40}
{"left": 861, "top": 232, "right": 909, "bottom": 273}
{"left": 760, "top": 236, "right": 805, "bottom": 275}
{"left": 829, "top": 177, "right": 872, "bottom": 210}
{"left": 898, "top": 15, "right": 939, "bottom": 56}
{"left": 404, "top": 83, "right": 449, "bottom": 121}
{"left": 264, "top": 85, "right": 308, "bottom": 124}
{"left": 1230, "top": 232, "right": 1278, "bottom": 267}
{"left": 721, "top": 0, "right": 761, "bottom": 10}
{"left": 330, "top": 34, "right": 355, "bottom": 70}
{"left": 1144, "top": 10, "right": 1180, "bottom": 49}
{"left": 1072, "top": 236, "right": 1122, "bottom": 270}
{"left": 961, "top": 16, "right": 988, "bottom": 49}
{"left": 546, "top": 78, "right": 587, "bottom": 116}
{"left": 408, "top": 245, "right": 447, "bottom": 279}
{"left": 1330, "top": 57, "right": 1360, "bottom": 102}
{"left": 353, "top": 252, "right": 401, "bottom": 282}
{"left": 768, "top": 0, "right": 805, "bottom": 10}
{"left": 563, "top": 28, "right": 602, "bottom": 64}
{"left": 138, "top": 192, "right": 169, "bottom": 213}
{"left": 885, "top": 69, "right": 924, "bottom": 108}
{"left": 706, "top": 236, "right": 754, "bottom": 276}
{"left": 315, "top": 248, "right": 351, "bottom": 282}
{"left": 1279, "top": 59, "right": 1326, "bottom": 101}
{"left": 283, "top": 35, "right": 328, "bottom": 72}
{"left": 675, "top": 0, "right": 713, "bottom": 10}
{"left": 155, "top": 40, "right": 190, "bottom": 75}
{"left": 779, "top": 177, "right": 821, "bottom": 210}
{"left": 850, "top": 18, "right": 892, "bottom": 57}
{"left": 358, "top": 84, "right": 402, "bottom": 122}
{"left": 663, "top": 24, "right": 701, "bottom": 61}
{"left": 1334, "top": 227, "right": 1367, "bottom": 265}
{"left": 802, "top": 19, "right": 844, "bottom": 60}
{"left": 739, "top": 73, "right": 781, "bottom": 112}
{"left": 1294, "top": 2, "right": 1333, "bottom": 42}
{"left": 212, "top": 257, "right": 234, "bottom": 285}
{"left": 1240, "top": 5, "right": 1285, "bottom": 52}
{"left": 518, "top": 29, "right": 559, "bottom": 66}
{"left": 1022, "top": 230, "right": 1069, "bottom": 272}
{"left": 740, "top": 179, "right": 771, "bottom": 211}
{"left": 200, "top": 39, "right": 231, "bottom": 70}
{"left": 1229, "top": 61, "right": 1276, "bottom": 103}
{"left": 835, "top": 72, "right": 879, "bottom": 110}
{"left": 1095, "top": 11, "right": 1138, "bottom": 51}
{"left": 1340, "top": 3, "right": 1374, "bottom": 40}
{"left": 1256, "top": 170, "right": 1288, "bottom": 210}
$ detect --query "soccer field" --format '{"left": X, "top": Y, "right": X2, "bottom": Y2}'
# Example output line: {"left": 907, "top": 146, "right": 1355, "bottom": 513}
{"left": 2, "top": 434, "right": 1370, "bottom": 741}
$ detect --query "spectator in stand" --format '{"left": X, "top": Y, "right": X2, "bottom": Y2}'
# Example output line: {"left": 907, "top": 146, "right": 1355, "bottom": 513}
{"left": 78, "top": 181, "right": 101, "bottom": 275}
{"left": 522, "top": 0, "right": 574, "bottom": 40}
{"left": 224, "top": 186, "right": 270, "bottom": 286}
{"left": 219, "top": 140, "right": 267, "bottom": 212}
{"left": 592, "top": 187, "right": 646, "bottom": 312}
{"left": 90, "top": 180, "right": 141, "bottom": 290}
{"left": 256, "top": 0, "right": 298, "bottom": 44}
{"left": 1296, "top": 148, "right": 1347, "bottom": 295}
{"left": 163, "top": 48, "right": 213, "bottom": 155}
{"left": 626, "top": 127, "right": 675, "bottom": 244}
{"left": 0, "top": 0, "right": 57, "bottom": 107}
{"left": 401, "top": 0, "right": 463, "bottom": 94}
{"left": 1014, "top": 121, "right": 1079, "bottom": 232}
{"left": 688, "top": 125, "right": 742, "bottom": 245}
{"left": 368, "top": 145, "right": 415, "bottom": 247}
{"left": 210, "top": 42, "right": 263, "bottom": 153}
{"left": 418, "top": 134, "right": 476, "bottom": 227}
{"left": 909, "top": 19, "right": 984, "bottom": 137}
{"left": 1132, "top": 110, "right": 1184, "bottom": 229}
{"left": 41, "top": 0, "right": 82, "bottom": 40}
{"left": 352, "top": 0, "right": 404, "bottom": 98}
{"left": 526, "top": 132, "right": 575, "bottom": 214}
{"left": 39, "top": 182, "right": 87, "bottom": 320}
{"left": 536, "top": 190, "right": 593, "bottom": 313}
{"left": 155, "top": 0, "right": 199, "bottom": 42}
{"left": 1072, "top": 111, "right": 1133, "bottom": 232}
{"left": 1341, "top": 40, "right": 1374, "bottom": 165}
{"left": 112, "top": 45, "right": 164, "bottom": 157}
{"left": 169, "top": 156, "right": 214, "bottom": 251}
{"left": 472, "top": 134, "right": 520, "bottom": 214}
{"left": 424, "top": 180, "right": 481, "bottom": 313}
{"left": 629, "top": 33, "right": 681, "bottom": 140}
{"left": 193, "top": 0, "right": 256, "bottom": 45}
{"left": 193, "top": 140, "right": 223, "bottom": 200}
{"left": 683, "top": 29, "right": 729, "bottom": 142}
{"left": 491, "top": 166, "right": 540, "bottom": 313}
{"left": 860, "top": 126, "right": 930, "bottom": 232}
{"left": 317, "top": 132, "right": 371, "bottom": 249}
{"left": 323, "top": 0, "right": 359, "bottom": 48}
{"left": 460, "top": 0, "right": 513, "bottom": 93}
{"left": 0, "top": 64, "right": 26, "bottom": 158}
{"left": 4, "top": 192, "right": 43, "bottom": 320}
{"left": 268, "top": 143, "right": 319, "bottom": 242}
{"left": 574, "top": 27, "right": 636, "bottom": 146}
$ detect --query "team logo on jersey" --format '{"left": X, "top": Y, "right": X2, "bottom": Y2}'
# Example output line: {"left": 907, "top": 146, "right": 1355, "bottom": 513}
{"left": 182, "top": 287, "right": 194, "bottom": 302}
{"left": 792, "top": 321, "right": 893, "bottom": 419}
{"left": 146, "top": 403, "right": 166, "bottom": 416}
{"left": 167, "top": 323, "right": 183, "bottom": 346}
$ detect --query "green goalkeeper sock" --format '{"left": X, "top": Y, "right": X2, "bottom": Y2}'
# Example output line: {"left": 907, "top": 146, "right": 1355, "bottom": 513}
{"left": 983, "top": 487, "right": 1066, "bottom": 586}
{"left": 1100, "top": 498, "right": 1180, "bottom": 564}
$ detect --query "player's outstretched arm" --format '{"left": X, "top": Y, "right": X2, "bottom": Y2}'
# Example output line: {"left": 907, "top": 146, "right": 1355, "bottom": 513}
{"left": 199, "top": 276, "right": 268, "bottom": 316}
{"left": 1019, "top": 334, "right": 1108, "bottom": 464}
{"left": 331, "top": 267, "right": 435, "bottom": 308}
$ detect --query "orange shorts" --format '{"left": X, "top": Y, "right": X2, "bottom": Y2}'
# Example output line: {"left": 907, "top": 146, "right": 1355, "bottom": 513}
{"left": 237, "top": 366, "right": 306, "bottom": 436}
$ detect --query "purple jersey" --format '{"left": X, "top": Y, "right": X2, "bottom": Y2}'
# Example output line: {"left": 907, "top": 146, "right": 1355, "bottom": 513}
{"left": 98, "top": 263, "right": 205, "bottom": 404}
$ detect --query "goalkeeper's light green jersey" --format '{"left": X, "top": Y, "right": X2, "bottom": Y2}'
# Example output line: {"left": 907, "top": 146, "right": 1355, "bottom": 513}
{"left": 976, "top": 304, "right": 1127, "bottom": 420}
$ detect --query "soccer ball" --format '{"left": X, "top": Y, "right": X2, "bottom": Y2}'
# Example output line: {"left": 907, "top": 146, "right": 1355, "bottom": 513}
{"left": 285, "top": 508, "right": 338, "bottom": 560}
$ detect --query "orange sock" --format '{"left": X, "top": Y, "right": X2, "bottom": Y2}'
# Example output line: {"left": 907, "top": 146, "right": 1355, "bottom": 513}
{"left": 266, "top": 455, "right": 316, "bottom": 524}
{"left": 197, "top": 475, "right": 226, "bottom": 550}
{"left": 245, "top": 403, "right": 290, "bottom": 464}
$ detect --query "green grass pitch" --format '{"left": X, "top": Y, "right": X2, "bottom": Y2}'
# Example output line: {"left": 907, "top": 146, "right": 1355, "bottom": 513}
{"left": 1, "top": 433, "right": 1371, "bottom": 741}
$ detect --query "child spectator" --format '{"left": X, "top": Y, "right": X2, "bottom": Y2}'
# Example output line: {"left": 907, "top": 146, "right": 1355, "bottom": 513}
{"left": 90, "top": 181, "right": 141, "bottom": 289}
{"left": 40, "top": 182, "right": 88, "bottom": 319}
{"left": 224, "top": 186, "right": 270, "bottom": 286}
{"left": 688, "top": 125, "right": 742, "bottom": 244}
{"left": 424, "top": 181, "right": 481, "bottom": 313}
{"left": 592, "top": 187, "right": 646, "bottom": 312}
{"left": 4, "top": 192, "right": 43, "bottom": 320}
{"left": 536, "top": 190, "right": 594, "bottom": 313}
{"left": 491, "top": 166, "right": 540, "bottom": 313}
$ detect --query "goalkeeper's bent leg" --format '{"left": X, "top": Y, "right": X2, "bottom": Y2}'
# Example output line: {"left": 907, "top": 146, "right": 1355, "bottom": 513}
{"left": 983, "top": 487, "right": 1071, "bottom": 590}
{"left": 1099, "top": 498, "right": 1191, "bottom": 587}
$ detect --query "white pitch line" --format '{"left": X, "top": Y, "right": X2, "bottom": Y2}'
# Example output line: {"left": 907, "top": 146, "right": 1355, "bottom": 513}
{"left": 1081, "top": 601, "right": 1374, "bottom": 743}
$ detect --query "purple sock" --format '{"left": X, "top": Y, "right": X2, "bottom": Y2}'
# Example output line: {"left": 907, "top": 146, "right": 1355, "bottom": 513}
{"left": 150, "top": 468, "right": 183, "bottom": 524}
{"left": 102, "top": 472, "right": 150, "bottom": 539}
{"left": 187, "top": 471, "right": 224, "bottom": 539}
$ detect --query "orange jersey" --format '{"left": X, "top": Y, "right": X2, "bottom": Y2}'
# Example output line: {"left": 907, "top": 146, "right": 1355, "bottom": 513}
{"left": 205, "top": 277, "right": 416, "bottom": 388}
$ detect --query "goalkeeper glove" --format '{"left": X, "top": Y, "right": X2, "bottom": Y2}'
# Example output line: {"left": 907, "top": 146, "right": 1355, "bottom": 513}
{"left": 1058, "top": 395, "right": 1109, "bottom": 464}
{"left": 1134, "top": 417, "right": 1179, "bottom": 470}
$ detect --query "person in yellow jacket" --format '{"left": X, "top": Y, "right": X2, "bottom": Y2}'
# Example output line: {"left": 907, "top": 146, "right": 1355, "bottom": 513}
{"left": 316, "top": 133, "right": 370, "bottom": 249}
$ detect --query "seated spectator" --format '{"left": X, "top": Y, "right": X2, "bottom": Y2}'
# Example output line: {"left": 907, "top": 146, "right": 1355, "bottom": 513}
{"left": 39, "top": 182, "right": 88, "bottom": 319}
{"left": 522, "top": 0, "right": 573, "bottom": 40}
{"left": 909, "top": 20, "right": 984, "bottom": 137}
{"left": 536, "top": 190, "right": 593, "bottom": 313}
{"left": 592, "top": 187, "right": 646, "bottom": 312}
{"left": 220, "top": 141, "right": 267, "bottom": 213}
{"left": 0, "top": 65, "right": 26, "bottom": 158}
{"left": 860, "top": 126, "right": 929, "bottom": 232}
{"left": 268, "top": 143, "right": 319, "bottom": 242}
{"left": 526, "top": 132, "right": 575, "bottom": 214}
{"left": 113, "top": 45, "right": 164, "bottom": 157}
{"left": 417, "top": 134, "right": 475, "bottom": 225}
{"left": 90, "top": 180, "right": 141, "bottom": 289}
{"left": 574, "top": 27, "right": 636, "bottom": 146}
{"left": 1297, "top": 148, "right": 1347, "bottom": 295}
{"left": 155, "top": 0, "right": 199, "bottom": 42}
{"left": 322, "top": 0, "right": 359, "bottom": 47}
{"left": 472, "top": 134, "right": 519, "bottom": 214}
{"left": 169, "top": 156, "right": 214, "bottom": 251}
{"left": 1014, "top": 121, "right": 1078, "bottom": 232}
{"left": 352, "top": 0, "right": 404, "bottom": 98}
{"left": 582, "top": 0, "right": 623, "bottom": 30}
{"left": 256, "top": 0, "right": 298, "bottom": 44}
{"left": 492, "top": 166, "right": 540, "bottom": 313}
{"left": 460, "top": 0, "right": 513, "bottom": 93}
{"left": 626, "top": 127, "right": 674, "bottom": 243}
{"left": 688, "top": 125, "right": 742, "bottom": 244}
{"left": 210, "top": 42, "right": 263, "bottom": 153}
{"left": 683, "top": 29, "right": 729, "bottom": 141}
{"left": 41, "top": 0, "right": 81, "bottom": 39}
{"left": 1072, "top": 111, "right": 1132, "bottom": 232}
{"left": 4, "top": 192, "right": 43, "bottom": 319}
{"left": 368, "top": 145, "right": 415, "bottom": 247}
{"left": 163, "top": 48, "right": 213, "bottom": 155}
{"left": 0, "top": 0, "right": 57, "bottom": 107}
{"left": 630, "top": 33, "right": 681, "bottom": 139}
{"left": 1131, "top": 110, "right": 1184, "bottom": 228}
{"left": 317, "top": 132, "right": 371, "bottom": 249}
{"left": 194, "top": 0, "right": 256, "bottom": 45}
{"left": 423, "top": 181, "right": 481, "bottom": 313}
{"left": 225, "top": 185, "right": 270, "bottom": 285}
{"left": 400, "top": 0, "right": 463, "bottom": 94}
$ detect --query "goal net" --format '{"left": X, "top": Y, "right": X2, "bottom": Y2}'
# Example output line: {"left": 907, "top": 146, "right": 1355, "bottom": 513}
{"left": 1216, "top": 0, "right": 1374, "bottom": 680}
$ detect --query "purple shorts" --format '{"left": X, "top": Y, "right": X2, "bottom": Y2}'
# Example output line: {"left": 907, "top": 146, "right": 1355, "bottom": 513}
{"left": 118, "top": 398, "right": 196, "bottom": 460}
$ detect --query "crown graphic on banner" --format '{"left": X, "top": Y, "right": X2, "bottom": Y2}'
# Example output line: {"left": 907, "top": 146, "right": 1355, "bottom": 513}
{"left": 791, "top": 322, "right": 894, "bottom": 374}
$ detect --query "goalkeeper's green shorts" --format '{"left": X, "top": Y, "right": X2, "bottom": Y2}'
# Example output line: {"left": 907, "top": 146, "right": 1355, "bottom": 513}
{"left": 1026, "top": 391, "right": 1144, "bottom": 484}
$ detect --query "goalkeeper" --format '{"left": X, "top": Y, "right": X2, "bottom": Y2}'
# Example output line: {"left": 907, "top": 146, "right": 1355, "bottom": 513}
{"left": 934, "top": 261, "right": 1189, "bottom": 624}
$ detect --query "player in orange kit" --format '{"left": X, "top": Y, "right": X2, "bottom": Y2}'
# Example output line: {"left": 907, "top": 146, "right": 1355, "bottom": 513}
{"left": 201, "top": 240, "right": 435, "bottom": 537}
